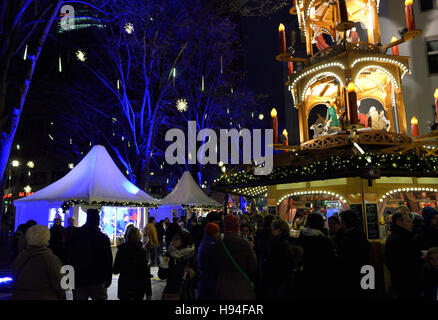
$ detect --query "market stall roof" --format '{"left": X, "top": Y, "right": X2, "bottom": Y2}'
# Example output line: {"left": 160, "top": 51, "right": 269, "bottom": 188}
{"left": 160, "top": 171, "right": 221, "bottom": 208}
{"left": 15, "top": 145, "right": 159, "bottom": 206}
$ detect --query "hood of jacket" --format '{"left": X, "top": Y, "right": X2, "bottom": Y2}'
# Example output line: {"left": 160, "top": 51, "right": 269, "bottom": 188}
{"left": 301, "top": 227, "right": 326, "bottom": 237}
{"left": 168, "top": 243, "right": 195, "bottom": 260}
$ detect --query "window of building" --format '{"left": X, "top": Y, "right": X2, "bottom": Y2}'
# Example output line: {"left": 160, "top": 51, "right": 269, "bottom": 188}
{"left": 419, "top": 0, "right": 436, "bottom": 11}
{"left": 426, "top": 39, "right": 438, "bottom": 75}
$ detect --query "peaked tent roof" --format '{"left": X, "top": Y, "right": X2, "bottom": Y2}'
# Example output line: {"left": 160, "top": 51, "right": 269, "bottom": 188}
{"left": 160, "top": 171, "right": 221, "bottom": 208}
{"left": 15, "top": 145, "right": 159, "bottom": 206}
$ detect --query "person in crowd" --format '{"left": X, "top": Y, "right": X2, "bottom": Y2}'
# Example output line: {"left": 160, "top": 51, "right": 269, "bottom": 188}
{"left": 12, "top": 225, "right": 65, "bottom": 300}
{"left": 327, "top": 215, "right": 342, "bottom": 252}
{"left": 165, "top": 217, "right": 182, "bottom": 250}
{"left": 159, "top": 231, "right": 199, "bottom": 300}
{"left": 421, "top": 247, "right": 438, "bottom": 300}
{"left": 143, "top": 217, "right": 159, "bottom": 266}
{"left": 214, "top": 214, "right": 257, "bottom": 300}
{"left": 385, "top": 211, "right": 423, "bottom": 299}
{"left": 113, "top": 227, "right": 152, "bottom": 300}
{"left": 66, "top": 208, "right": 113, "bottom": 300}
{"left": 189, "top": 217, "right": 204, "bottom": 253}
{"left": 338, "top": 210, "right": 371, "bottom": 299}
{"left": 65, "top": 217, "right": 77, "bottom": 241}
{"left": 240, "top": 214, "right": 250, "bottom": 226}
{"left": 49, "top": 217, "right": 66, "bottom": 263}
{"left": 124, "top": 223, "right": 135, "bottom": 243}
{"left": 254, "top": 215, "right": 276, "bottom": 273}
{"left": 297, "top": 213, "right": 338, "bottom": 299}
{"left": 240, "top": 224, "right": 255, "bottom": 249}
{"left": 156, "top": 219, "right": 166, "bottom": 258}
{"left": 417, "top": 206, "right": 438, "bottom": 250}
{"left": 197, "top": 223, "right": 220, "bottom": 300}
{"left": 117, "top": 214, "right": 130, "bottom": 235}
{"left": 13, "top": 219, "right": 37, "bottom": 258}
{"left": 261, "top": 219, "right": 303, "bottom": 300}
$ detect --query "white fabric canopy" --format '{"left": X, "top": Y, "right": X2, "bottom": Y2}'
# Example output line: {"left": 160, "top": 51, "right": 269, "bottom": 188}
{"left": 160, "top": 171, "right": 221, "bottom": 208}
{"left": 15, "top": 145, "right": 158, "bottom": 205}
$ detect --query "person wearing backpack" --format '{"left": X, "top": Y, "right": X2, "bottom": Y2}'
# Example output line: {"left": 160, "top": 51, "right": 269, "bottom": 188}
{"left": 214, "top": 214, "right": 257, "bottom": 300}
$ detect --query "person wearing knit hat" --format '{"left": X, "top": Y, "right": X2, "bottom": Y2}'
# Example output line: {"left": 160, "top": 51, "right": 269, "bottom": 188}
{"left": 197, "top": 223, "right": 220, "bottom": 299}
{"left": 215, "top": 214, "right": 257, "bottom": 300}
{"left": 204, "top": 222, "right": 220, "bottom": 237}
{"left": 223, "top": 214, "right": 240, "bottom": 233}
{"left": 12, "top": 225, "right": 65, "bottom": 300}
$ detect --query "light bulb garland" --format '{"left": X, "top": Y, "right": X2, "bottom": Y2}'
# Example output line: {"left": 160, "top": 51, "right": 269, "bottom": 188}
{"left": 215, "top": 152, "right": 438, "bottom": 189}
{"left": 61, "top": 199, "right": 159, "bottom": 213}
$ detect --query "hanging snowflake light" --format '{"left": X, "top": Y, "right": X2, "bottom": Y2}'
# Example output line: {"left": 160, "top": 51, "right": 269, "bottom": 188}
{"left": 124, "top": 22, "right": 134, "bottom": 34}
{"left": 76, "top": 50, "right": 86, "bottom": 62}
{"left": 176, "top": 99, "right": 188, "bottom": 112}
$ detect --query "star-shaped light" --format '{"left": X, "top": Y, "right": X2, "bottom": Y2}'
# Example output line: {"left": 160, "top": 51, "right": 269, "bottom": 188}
{"left": 124, "top": 23, "right": 134, "bottom": 34}
{"left": 176, "top": 99, "right": 188, "bottom": 112}
{"left": 76, "top": 50, "right": 86, "bottom": 62}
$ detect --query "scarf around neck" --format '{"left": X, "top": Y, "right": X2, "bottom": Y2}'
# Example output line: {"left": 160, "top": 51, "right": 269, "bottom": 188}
{"left": 169, "top": 243, "right": 195, "bottom": 260}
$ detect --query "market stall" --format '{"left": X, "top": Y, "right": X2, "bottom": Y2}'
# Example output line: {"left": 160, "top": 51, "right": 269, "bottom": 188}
{"left": 14, "top": 145, "right": 159, "bottom": 245}
{"left": 150, "top": 171, "right": 221, "bottom": 221}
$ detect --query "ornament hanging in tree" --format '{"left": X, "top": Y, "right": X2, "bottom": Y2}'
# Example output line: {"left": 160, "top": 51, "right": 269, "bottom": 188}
{"left": 176, "top": 99, "right": 188, "bottom": 112}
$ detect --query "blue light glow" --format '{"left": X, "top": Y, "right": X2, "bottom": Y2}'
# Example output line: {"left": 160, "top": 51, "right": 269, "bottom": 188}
{"left": 123, "top": 181, "right": 139, "bottom": 194}
{"left": 0, "top": 277, "right": 13, "bottom": 284}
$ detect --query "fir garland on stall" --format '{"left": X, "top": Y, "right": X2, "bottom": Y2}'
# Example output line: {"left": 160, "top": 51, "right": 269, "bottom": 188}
{"left": 215, "top": 152, "right": 438, "bottom": 188}
{"left": 61, "top": 199, "right": 159, "bottom": 213}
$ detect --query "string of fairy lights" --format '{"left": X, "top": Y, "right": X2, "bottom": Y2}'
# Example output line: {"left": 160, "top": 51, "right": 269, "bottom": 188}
{"left": 215, "top": 152, "right": 438, "bottom": 188}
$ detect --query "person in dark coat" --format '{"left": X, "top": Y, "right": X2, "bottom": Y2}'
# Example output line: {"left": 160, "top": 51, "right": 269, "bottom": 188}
{"left": 159, "top": 231, "right": 200, "bottom": 300}
{"left": 338, "top": 210, "right": 371, "bottom": 299}
{"left": 261, "top": 219, "right": 303, "bottom": 300}
{"left": 13, "top": 220, "right": 37, "bottom": 259}
{"left": 214, "top": 214, "right": 257, "bottom": 300}
{"left": 66, "top": 209, "right": 113, "bottom": 300}
{"left": 113, "top": 227, "right": 152, "bottom": 300}
{"left": 385, "top": 212, "right": 424, "bottom": 299}
{"left": 49, "top": 217, "right": 66, "bottom": 263}
{"left": 12, "top": 225, "right": 65, "bottom": 300}
{"left": 297, "top": 213, "right": 338, "bottom": 299}
{"left": 197, "top": 223, "right": 220, "bottom": 300}
{"left": 190, "top": 217, "right": 204, "bottom": 253}
{"left": 156, "top": 219, "right": 165, "bottom": 257}
{"left": 165, "top": 217, "right": 181, "bottom": 250}
{"left": 421, "top": 247, "right": 438, "bottom": 300}
{"left": 417, "top": 206, "right": 438, "bottom": 250}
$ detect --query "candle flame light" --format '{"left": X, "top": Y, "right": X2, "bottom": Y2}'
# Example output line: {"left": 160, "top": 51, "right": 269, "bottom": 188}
{"left": 347, "top": 82, "right": 355, "bottom": 92}
{"left": 411, "top": 116, "right": 418, "bottom": 125}
{"left": 405, "top": 0, "right": 413, "bottom": 6}
{"left": 391, "top": 36, "right": 398, "bottom": 42}
{"left": 271, "top": 108, "right": 278, "bottom": 118}
{"left": 282, "top": 129, "right": 288, "bottom": 136}
{"left": 278, "top": 23, "right": 285, "bottom": 32}
{"left": 434, "top": 89, "right": 438, "bottom": 99}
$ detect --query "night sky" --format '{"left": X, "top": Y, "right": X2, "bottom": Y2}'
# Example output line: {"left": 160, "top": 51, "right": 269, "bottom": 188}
{"left": 241, "top": 7, "right": 300, "bottom": 144}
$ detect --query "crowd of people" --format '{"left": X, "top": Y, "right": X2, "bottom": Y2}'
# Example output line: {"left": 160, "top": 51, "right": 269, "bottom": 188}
{"left": 8, "top": 205, "right": 438, "bottom": 300}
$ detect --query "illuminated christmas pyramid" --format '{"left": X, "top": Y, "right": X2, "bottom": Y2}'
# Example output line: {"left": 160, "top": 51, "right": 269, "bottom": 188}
{"left": 276, "top": 0, "right": 422, "bottom": 148}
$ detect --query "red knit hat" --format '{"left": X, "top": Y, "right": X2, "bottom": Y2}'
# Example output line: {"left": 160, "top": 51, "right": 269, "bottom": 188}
{"left": 204, "top": 222, "right": 220, "bottom": 236}
{"left": 223, "top": 214, "right": 240, "bottom": 233}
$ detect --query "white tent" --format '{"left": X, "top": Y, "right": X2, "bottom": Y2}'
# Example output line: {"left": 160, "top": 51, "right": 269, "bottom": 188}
{"left": 151, "top": 171, "right": 221, "bottom": 221}
{"left": 14, "top": 145, "right": 159, "bottom": 231}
